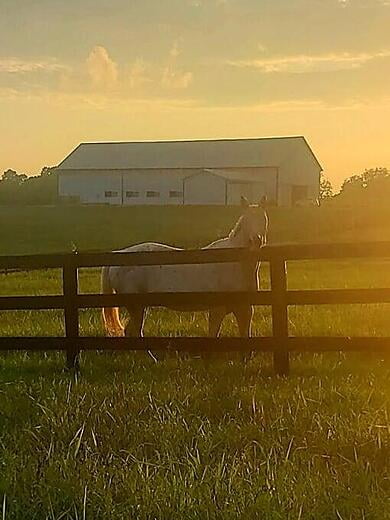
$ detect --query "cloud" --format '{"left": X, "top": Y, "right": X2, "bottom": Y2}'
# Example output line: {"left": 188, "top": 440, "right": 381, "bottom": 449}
{"left": 0, "top": 58, "right": 67, "bottom": 74}
{"left": 228, "top": 50, "right": 390, "bottom": 73}
{"left": 0, "top": 86, "right": 197, "bottom": 112}
{"left": 86, "top": 46, "right": 118, "bottom": 88}
{"left": 188, "top": 0, "right": 229, "bottom": 6}
{"left": 128, "top": 59, "right": 151, "bottom": 88}
{"left": 161, "top": 41, "right": 193, "bottom": 89}
{"left": 161, "top": 68, "right": 193, "bottom": 89}
{"left": 169, "top": 41, "right": 181, "bottom": 59}
{"left": 0, "top": 42, "right": 194, "bottom": 101}
{"left": 202, "top": 96, "right": 390, "bottom": 113}
{"left": 1, "top": 41, "right": 194, "bottom": 95}
{"left": 1, "top": 84, "right": 390, "bottom": 124}
{"left": 338, "top": 0, "right": 390, "bottom": 6}
{"left": 83, "top": 42, "right": 193, "bottom": 91}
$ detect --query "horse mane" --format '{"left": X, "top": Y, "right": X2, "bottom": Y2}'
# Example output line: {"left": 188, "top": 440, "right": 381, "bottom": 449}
{"left": 228, "top": 215, "right": 245, "bottom": 239}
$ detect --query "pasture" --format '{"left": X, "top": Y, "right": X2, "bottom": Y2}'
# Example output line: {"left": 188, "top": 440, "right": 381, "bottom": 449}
{"left": 1, "top": 204, "right": 390, "bottom": 518}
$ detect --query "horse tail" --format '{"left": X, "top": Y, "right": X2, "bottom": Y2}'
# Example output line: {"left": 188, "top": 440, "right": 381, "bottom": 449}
{"left": 101, "top": 267, "right": 124, "bottom": 336}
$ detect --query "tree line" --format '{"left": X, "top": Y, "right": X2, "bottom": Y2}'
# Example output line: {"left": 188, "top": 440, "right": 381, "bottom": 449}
{"left": 320, "top": 167, "right": 389, "bottom": 206}
{"left": 0, "top": 165, "right": 388, "bottom": 206}
{"left": 0, "top": 167, "right": 58, "bottom": 205}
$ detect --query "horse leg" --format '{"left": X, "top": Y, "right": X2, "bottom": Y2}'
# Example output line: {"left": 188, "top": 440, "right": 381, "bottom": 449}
{"left": 125, "top": 306, "right": 145, "bottom": 337}
{"left": 125, "top": 306, "right": 152, "bottom": 360}
{"left": 209, "top": 307, "right": 226, "bottom": 337}
{"left": 126, "top": 306, "right": 162, "bottom": 363}
{"left": 233, "top": 305, "right": 254, "bottom": 363}
{"left": 203, "top": 307, "right": 226, "bottom": 361}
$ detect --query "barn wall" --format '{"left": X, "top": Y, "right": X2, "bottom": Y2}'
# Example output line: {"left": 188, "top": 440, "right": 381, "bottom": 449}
{"left": 276, "top": 139, "right": 321, "bottom": 205}
{"left": 59, "top": 168, "right": 279, "bottom": 206}
{"left": 218, "top": 167, "right": 277, "bottom": 204}
{"left": 258, "top": 169, "right": 278, "bottom": 203}
{"left": 59, "top": 169, "right": 189, "bottom": 205}
{"left": 184, "top": 172, "right": 226, "bottom": 205}
{"left": 122, "top": 169, "right": 185, "bottom": 205}
{"left": 57, "top": 136, "right": 321, "bottom": 207}
{"left": 58, "top": 170, "right": 122, "bottom": 205}
{"left": 227, "top": 182, "right": 266, "bottom": 205}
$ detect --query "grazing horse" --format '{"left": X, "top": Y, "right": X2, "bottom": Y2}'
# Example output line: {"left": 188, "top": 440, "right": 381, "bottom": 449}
{"left": 102, "top": 198, "right": 268, "bottom": 341}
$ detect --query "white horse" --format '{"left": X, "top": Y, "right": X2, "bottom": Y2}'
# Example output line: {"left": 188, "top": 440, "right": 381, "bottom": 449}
{"left": 102, "top": 198, "right": 268, "bottom": 340}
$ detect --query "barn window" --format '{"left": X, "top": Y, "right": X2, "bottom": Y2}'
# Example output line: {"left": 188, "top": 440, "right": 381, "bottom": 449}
{"left": 146, "top": 191, "right": 160, "bottom": 198}
{"left": 169, "top": 190, "right": 183, "bottom": 198}
{"left": 126, "top": 191, "right": 139, "bottom": 198}
{"left": 104, "top": 191, "right": 118, "bottom": 198}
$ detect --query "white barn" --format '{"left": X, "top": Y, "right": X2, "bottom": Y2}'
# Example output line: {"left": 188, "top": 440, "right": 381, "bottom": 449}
{"left": 56, "top": 137, "right": 322, "bottom": 206}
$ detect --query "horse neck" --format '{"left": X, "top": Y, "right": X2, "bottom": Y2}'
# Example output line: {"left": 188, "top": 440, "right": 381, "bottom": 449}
{"left": 205, "top": 216, "right": 250, "bottom": 249}
{"left": 227, "top": 216, "right": 250, "bottom": 248}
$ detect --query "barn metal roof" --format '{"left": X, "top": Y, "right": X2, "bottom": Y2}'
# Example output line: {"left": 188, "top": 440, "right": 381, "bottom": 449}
{"left": 57, "top": 136, "right": 322, "bottom": 171}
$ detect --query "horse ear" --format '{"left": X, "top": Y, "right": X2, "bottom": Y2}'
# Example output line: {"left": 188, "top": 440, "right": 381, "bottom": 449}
{"left": 241, "top": 196, "right": 250, "bottom": 208}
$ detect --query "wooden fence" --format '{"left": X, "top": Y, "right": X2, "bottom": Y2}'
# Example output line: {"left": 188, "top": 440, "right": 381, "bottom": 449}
{"left": 1, "top": 242, "right": 390, "bottom": 375}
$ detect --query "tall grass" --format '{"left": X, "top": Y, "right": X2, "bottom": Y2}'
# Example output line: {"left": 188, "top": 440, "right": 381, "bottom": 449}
{"left": 1, "top": 351, "right": 390, "bottom": 519}
{"left": 1, "top": 205, "right": 390, "bottom": 518}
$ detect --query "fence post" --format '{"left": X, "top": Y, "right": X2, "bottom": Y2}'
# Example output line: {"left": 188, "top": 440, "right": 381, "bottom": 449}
{"left": 270, "top": 257, "right": 289, "bottom": 376}
{"left": 63, "top": 255, "right": 79, "bottom": 370}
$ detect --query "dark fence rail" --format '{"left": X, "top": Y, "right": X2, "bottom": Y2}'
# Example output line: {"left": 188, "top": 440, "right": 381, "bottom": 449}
{"left": 1, "top": 241, "right": 390, "bottom": 269}
{"left": 1, "top": 242, "right": 390, "bottom": 375}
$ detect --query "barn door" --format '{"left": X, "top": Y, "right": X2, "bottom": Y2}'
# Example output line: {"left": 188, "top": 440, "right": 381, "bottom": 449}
{"left": 184, "top": 172, "right": 226, "bottom": 205}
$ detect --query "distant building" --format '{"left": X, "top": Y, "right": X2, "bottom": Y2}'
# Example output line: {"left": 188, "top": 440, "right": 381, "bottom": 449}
{"left": 56, "top": 136, "right": 322, "bottom": 206}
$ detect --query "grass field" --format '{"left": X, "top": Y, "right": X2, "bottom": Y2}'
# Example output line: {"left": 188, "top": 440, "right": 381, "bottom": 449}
{"left": 1, "top": 203, "right": 390, "bottom": 255}
{"left": 1, "top": 205, "right": 390, "bottom": 518}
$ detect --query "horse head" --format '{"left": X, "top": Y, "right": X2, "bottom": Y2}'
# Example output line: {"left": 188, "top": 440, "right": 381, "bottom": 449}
{"left": 239, "top": 196, "right": 268, "bottom": 249}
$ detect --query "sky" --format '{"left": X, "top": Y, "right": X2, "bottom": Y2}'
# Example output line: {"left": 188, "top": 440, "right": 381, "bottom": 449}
{"left": 1, "top": 0, "right": 389, "bottom": 187}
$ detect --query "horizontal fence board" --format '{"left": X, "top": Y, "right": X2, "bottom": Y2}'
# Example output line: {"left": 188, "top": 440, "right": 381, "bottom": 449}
{"left": 0, "top": 337, "right": 66, "bottom": 350}
{"left": 0, "top": 255, "right": 69, "bottom": 270}
{"left": 287, "top": 288, "right": 390, "bottom": 305}
{"left": 76, "top": 249, "right": 260, "bottom": 267}
{"left": 1, "top": 242, "right": 390, "bottom": 271}
{"left": 271, "top": 242, "right": 390, "bottom": 261}
{"left": 2, "top": 289, "right": 389, "bottom": 311}
{"left": 77, "top": 291, "right": 273, "bottom": 308}
{"left": 287, "top": 337, "right": 390, "bottom": 351}
{"left": 1, "top": 243, "right": 390, "bottom": 373}
{"left": 0, "top": 267, "right": 58, "bottom": 275}
{"left": 1, "top": 336, "right": 390, "bottom": 352}
{"left": 0, "top": 336, "right": 274, "bottom": 351}
{"left": 79, "top": 337, "right": 274, "bottom": 351}
{"left": 0, "top": 295, "right": 65, "bottom": 311}
{"left": 0, "top": 249, "right": 258, "bottom": 269}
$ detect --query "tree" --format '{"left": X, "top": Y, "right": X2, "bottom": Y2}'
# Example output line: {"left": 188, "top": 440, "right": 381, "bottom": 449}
{"left": 0, "top": 166, "right": 58, "bottom": 205}
{"left": 341, "top": 167, "right": 388, "bottom": 191}
{"left": 40, "top": 166, "right": 56, "bottom": 177}
{"left": 338, "top": 167, "right": 389, "bottom": 205}
{"left": 319, "top": 172, "right": 333, "bottom": 201}
{"left": 1, "top": 169, "right": 27, "bottom": 183}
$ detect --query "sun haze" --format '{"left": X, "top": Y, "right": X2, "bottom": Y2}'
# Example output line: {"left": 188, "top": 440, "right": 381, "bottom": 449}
{"left": 1, "top": 0, "right": 389, "bottom": 185}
